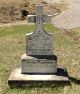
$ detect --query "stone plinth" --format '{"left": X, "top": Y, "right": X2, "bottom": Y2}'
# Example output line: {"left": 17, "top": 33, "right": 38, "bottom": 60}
{"left": 8, "top": 66, "right": 69, "bottom": 85}
{"left": 21, "top": 54, "right": 57, "bottom": 74}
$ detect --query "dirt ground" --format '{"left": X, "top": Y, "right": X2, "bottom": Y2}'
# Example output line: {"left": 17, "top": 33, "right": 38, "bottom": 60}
{"left": 0, "top": 0, "right": 67, "bottom": 24}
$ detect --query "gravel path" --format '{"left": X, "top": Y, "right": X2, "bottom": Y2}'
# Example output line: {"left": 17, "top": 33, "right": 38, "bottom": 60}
{"left": 45, "top": 0, "right": 80, "bottom": 29}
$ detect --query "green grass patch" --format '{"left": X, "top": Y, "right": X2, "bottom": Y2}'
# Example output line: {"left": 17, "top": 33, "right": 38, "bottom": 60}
{"left": 0, "top": 25, "right": 80, "bottom": 94}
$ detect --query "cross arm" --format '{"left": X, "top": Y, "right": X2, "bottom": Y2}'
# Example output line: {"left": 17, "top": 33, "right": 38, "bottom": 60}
{"left": 27, "top": 15, "right": 52, "bottom": 23}
{"left": 43, "top": 15, "right": 52, "bottom": 23}
{"left": 27, "top": 15, "right": 36, "bottom": 23}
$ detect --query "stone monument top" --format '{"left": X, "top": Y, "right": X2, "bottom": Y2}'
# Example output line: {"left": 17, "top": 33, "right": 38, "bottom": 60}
{"left": 27, "top": 4, "right": 53, "bottom": 56}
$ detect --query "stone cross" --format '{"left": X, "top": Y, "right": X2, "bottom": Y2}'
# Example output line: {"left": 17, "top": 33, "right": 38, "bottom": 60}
{"left": 27, "top": 5, "right": 52, "bottom": 33}
{"left": 26, "top": 5, "right": 53, "bottom": 56}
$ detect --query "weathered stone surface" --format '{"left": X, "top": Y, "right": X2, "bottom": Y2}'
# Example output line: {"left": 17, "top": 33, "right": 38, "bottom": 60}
{"left": 26, "top": 32, "right": 53, "bottom": 55}
{"left": 22, "top": 5, "right": 57, "bottom": 73}
{"left": 8, "top": 66, "right": 69, "bottom": 85}
{"left": 8, "top": 5, "right": 69, "bottom": 86}
{"left": 27, "top": 15, "right": 52, "bottom": 23}
{"left": 26, "top": 5, "right": 53, "bottom": 56}
{"left": 21, "top": 54, "right": 57, "bottom": 73}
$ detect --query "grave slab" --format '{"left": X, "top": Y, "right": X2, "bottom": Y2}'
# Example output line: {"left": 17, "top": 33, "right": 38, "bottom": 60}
{"left": 8, "top": 66, "right": 69, "bottom": 85}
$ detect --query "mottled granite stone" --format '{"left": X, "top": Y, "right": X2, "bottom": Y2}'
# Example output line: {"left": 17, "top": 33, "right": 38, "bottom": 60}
{"left": 21, "top": 54, "right": 57, "bottom": 73}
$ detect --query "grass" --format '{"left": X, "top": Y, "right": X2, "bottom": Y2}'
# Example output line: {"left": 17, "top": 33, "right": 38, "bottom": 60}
{"left": 0, "top": 24, "right": 80, "bottom": 94}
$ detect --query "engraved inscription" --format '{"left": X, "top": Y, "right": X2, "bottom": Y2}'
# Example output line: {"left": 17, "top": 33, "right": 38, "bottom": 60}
{"left": 27, "top": 32, "right": 53, "bottom": 55}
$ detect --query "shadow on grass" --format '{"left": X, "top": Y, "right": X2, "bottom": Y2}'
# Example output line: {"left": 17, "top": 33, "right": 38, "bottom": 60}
{"left": 66, "top": 68, "right": 80, "bottom": 85}
{"left": 69, "top": 77, "right": 80, "bottom": 84}
{"left": 66, "top": 69, "right": 80, "bottom": 85}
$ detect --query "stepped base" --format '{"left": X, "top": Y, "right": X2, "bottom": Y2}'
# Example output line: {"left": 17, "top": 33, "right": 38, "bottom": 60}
{"left": 21, "top": 54, "right": 57, "bottom": 74}
{"left": 8, "top": 66, "right": 69, "bottom": 85}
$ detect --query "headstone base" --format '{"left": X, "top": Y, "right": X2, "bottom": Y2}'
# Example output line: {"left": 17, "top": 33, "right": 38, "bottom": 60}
{"left": 8, "top": 66, "right": 69, "bottom": 85}
{"left": 21, "top": 54, "right": 57, "bottom": 74}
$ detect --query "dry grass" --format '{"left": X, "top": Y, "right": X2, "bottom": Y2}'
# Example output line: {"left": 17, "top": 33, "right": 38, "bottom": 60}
{"left": 0, "top": 0, "right": 23, "bottom": 23}
{"left": 0, "top": 0, "right": 68, "bottom": 23}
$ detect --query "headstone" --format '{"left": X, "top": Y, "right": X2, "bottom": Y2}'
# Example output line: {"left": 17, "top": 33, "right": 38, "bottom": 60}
{"left": 21, "top": 4, "right": 57, "bottom": 73}
{"left": 8, "top": 4, "right": 69, "bottom": 85}
{"left": 26, "top": 5, "right": 53, "bottom": 55}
